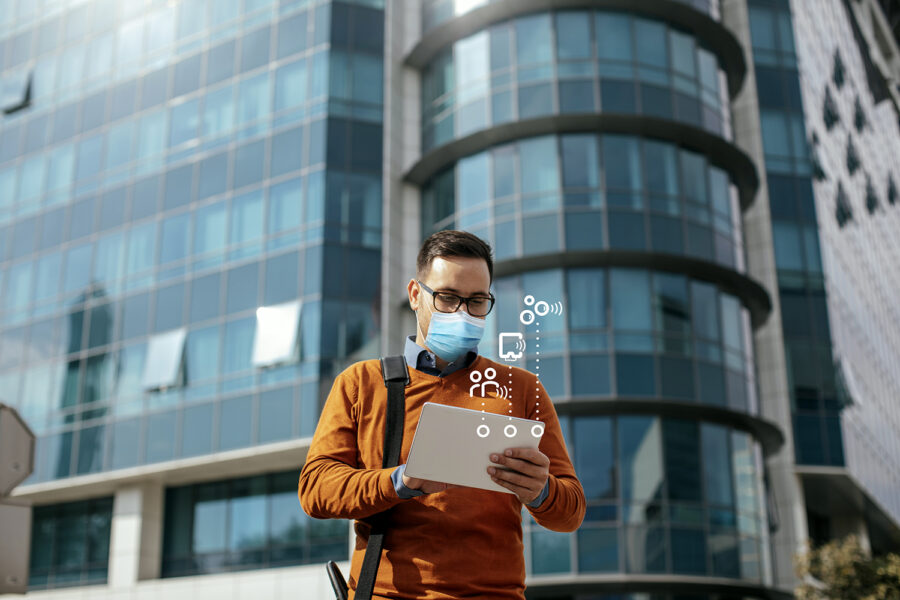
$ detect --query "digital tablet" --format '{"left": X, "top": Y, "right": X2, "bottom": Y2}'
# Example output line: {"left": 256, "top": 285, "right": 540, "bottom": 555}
{"left": 404, "top": 402, "right": 545, "bottom": 494}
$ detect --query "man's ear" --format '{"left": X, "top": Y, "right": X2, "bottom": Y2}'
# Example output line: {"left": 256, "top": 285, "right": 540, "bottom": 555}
{"left": 407, "top": 278, "right": 419, "bottom": 310}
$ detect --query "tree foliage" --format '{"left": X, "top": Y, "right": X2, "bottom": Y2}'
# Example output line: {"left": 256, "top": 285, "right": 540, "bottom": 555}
{"left": 795, "top": 535, "right": 900, "bottom": 600}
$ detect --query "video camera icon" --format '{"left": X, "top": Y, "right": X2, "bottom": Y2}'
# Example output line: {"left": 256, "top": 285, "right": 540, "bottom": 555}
{"left": 498, "top": 332, "right": 526, "bottom": 362}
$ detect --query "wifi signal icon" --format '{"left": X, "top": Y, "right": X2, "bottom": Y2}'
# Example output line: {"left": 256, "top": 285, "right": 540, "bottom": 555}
{"left": 497, "top": 385, "right": 510, "bottom": 399}
{"left": 519, "top": 296, "right": 565, "bottom": 325}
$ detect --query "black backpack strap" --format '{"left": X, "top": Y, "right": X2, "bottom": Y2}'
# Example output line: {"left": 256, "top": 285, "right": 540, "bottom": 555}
{"left": 354, "top": 355, "right": 408, "bottom": 600}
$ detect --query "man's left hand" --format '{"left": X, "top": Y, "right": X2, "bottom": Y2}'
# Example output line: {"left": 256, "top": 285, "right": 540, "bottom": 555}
{"left": 487, "top": 448, "right": 550, "bottom": 505}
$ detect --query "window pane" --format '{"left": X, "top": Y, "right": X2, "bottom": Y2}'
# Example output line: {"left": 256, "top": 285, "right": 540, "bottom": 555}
{"left": 532, "top": 530, "right": 571, "bottom": 574}
{"left": 223, "top": 318, "right": 254, "bottom": 374}
{"left": 220, "top": 395, "right": 252, "bottom": 450}
{"left": 574, "top": 417, "right": 614, "bottom": 500}
{"left": 190, "top": 273, "right": 221, "bottom": 323}
{"left": 240, "top": 26, "right": 271, "bottom": 73}
{"left": 603, "top": 136, "right": 642, "bottom": 192}
{"left": 268, "top": 177, "right": 303, "bottom": 235}
{"left": 691, "top": 281, "right": 720, "bottom": 340}
{"left": 193, "top": 483, "right": 227, "bottom": 552}
{"left": 142, "top": 328, "right": 186, "bottom": 390}
{"left": 203, "top": 85, "right": 234, "bottom": 138}
{"left": 226, "top": 263, "right": 260, "bottom": 314}
{"left": 160, "top": 212, "right": 190, "bottom": 264}
{"left": 515, "top": 14, "right": 552, "bottom": 66}
{"left": 181, "top": 403, "right": 214, "bottom": 457}
{"left": 635, "top": 18, "right": 667, "bottom": 68}
{"left": 146, "top": 410, "right": 177, "bottom": 463}
{"left": 577, "top": 527, "right": 618, "bottom": 572}
{"left": 275, "top": 59, "right": 308, "bottom": 112}
{"left": 556, "top": 12, "right": 590, "bottom": 60}
{"left": 259, "top": 386, "right": 293, "bottom": 443}
{"left": 264, "top": 252, "right": 300, "bottom": 305}
{"left": 170, "top": 98, "right": 200, "bottom": 148}
{"left": 252, "top": 301, "right": 301, "bottom": 367}
{"left": 702, "top": 424, "right": 734, "bottom": 507}
{"left": 230, "top": 190, "right": 264, "bottom": 248}
{"left": 561, "top": 135, "right": 598, "bottom": 189}
{"left": 596, "top": 13, "right": 632, "bottom": 61}
{"left": 610, "top": 269, "right": 650, "bottom": 331}
{"left": 663, "top": 419, "right": 701, "bottom": 502}
{"left": 457, "top": 152, "right": 489, "bottom": 213}
{"left": 519, "top": 136, "right": 559, "bottom": 195}
{"left": 653, "top": 273, "right": 689, "bottom": 336}
{"left": 567, "top": 268, "right": 605, "bottom": 329}
{"left": 185, "top": 326, "right": 220, "bottom": 383}
{"left": 619, "top": 416, "right": 663, "bottom": 503}
{"left": 237, "top": 73, "right": 271, "bottom": 125}
{"left": 194, "top": 201, "right": 227, "bottom": 256}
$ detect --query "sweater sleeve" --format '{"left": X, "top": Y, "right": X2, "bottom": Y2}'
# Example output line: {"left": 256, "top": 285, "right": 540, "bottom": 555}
{"left": 525, "top": 381, "right": 586, "bottom": 532}
{"left": 298, "top": 364, "right": 406, "bottom": 520}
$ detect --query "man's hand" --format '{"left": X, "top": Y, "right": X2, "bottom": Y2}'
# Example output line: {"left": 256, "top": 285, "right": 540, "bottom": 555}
{"left": 402, "top": 472, "right": 457, "bottom": 494}
{"left": 487, "top": 447, "right": 550, "bottom": 504}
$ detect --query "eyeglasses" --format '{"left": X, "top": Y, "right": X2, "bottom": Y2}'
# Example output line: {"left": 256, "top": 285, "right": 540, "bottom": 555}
{"left": 417, "top": 280, "right": 495, "bottom": 317}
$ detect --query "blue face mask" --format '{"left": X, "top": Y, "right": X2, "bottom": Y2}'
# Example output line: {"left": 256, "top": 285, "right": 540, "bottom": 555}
{"left": 424, "top": 310, "right": 485, "bottom": 362}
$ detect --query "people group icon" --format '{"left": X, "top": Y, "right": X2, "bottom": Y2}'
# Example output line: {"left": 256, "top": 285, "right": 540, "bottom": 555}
{"left": 469, "top": 367, "right": 510, "bottom": 399}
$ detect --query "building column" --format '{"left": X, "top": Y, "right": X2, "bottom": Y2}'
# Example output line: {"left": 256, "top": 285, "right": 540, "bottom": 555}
{"left": 721, "top": 0, "right": 809, "bottom": 590}
{"left": 108, "top": 482, "right": 164, "bottom": 588}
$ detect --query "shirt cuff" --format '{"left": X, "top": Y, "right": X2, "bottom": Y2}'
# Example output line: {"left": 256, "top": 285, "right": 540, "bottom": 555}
{"left": 526, "top": 480, "right": 550, "bottom": 508}
{"left": 391, "top": 464, "right": 426, "bottom": 499}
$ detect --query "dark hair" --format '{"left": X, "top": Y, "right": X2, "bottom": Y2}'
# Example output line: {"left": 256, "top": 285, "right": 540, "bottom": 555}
{"left": 416, "top": 230, "right": 494, "bottom": 282}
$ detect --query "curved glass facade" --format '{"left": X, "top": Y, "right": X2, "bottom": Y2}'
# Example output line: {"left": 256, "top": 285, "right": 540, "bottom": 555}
{"left": 524, "top": 415, "right": 766, "bottom": 581}
{"left": 483, "top": 267, "right": 756, "bottom": 415}
{"left": 421, "top": 10, "right": 731, "bottom": 152}
{"left": 421, "top": 0, "right": 723, "bottom": 33}
{"left": 422, "top": 133, "right": 744, "bottom": 272}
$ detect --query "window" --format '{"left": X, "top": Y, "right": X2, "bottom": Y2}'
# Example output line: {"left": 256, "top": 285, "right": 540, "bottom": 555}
{"left": 663, "top": 419, "right": 701, "bottom": 502}
{"left": 596, "top": 12, "right": 632, "bottom": 62}
{"left": 611, "top": 269, "right": 651, "bottom": 331}
{"left": 275, "top": 59, "right": 308, "bottom": 112}
{"left": 252, "top": 301, "right": 302, "bottom": 368}
{"left": 2, "top": 68, "right": 32, "bottom": 114}
{"left": 161, "top": 471, "right": 347, "bottom": 577}
{"left": 619, "top": 416, "right": 663, "bottom": 503}
{"left": 515, "top": 13, "right": 552, "bottom": 66}
{"left": 28, "top": 498, "right": 113, "bottom": 590}
{"left": 556, "top": 12, "right": 590, "bottom": 60}
{"left": 185, "top": 326, "right": 220, "bottom": 383}
{"left": 142, "top": 328, "right": 186, "bottom": 390}
{"left": 574, "top": 417, "right": 615, "bottom": 500}
{"left": 835, "top": 182, "right": 852, "bottom": 227}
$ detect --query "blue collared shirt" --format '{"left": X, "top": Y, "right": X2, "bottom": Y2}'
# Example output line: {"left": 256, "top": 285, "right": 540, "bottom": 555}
{"left": 391, "top": 336, "right": 549, "bottom": 508}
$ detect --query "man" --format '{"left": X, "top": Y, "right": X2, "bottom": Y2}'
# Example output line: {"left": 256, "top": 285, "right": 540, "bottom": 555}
{"left": 299, "top": 230, "right": 585, "bottom": 599}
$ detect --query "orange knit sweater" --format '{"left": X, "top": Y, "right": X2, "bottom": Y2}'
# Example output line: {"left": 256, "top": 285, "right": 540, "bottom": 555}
{"left": 298, "top": 355, "right": 586, "bottom": 599}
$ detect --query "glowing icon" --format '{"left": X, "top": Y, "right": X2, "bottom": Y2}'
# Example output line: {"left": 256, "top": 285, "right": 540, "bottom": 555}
{"left": 476, "top": 424, "right": 491, "bottom": 438}
{"left": 469, "top": 367, "right": 510, "bottom": 398}
{"left": 504, "top": 424, "right": 518, "bottom": 438}
{"left": 531, "top": 424, "right": 544, "bottom": 438}
{"left": 519, "top": 295, "right": 563, "bottom": 325}
{"left": 499, "top": 332, "right": 526, "bottom": 361}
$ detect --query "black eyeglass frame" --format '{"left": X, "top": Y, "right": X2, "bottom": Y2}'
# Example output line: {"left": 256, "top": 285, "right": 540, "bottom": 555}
{"left": 416, "top": 280, "right": 495, "bottom": 316}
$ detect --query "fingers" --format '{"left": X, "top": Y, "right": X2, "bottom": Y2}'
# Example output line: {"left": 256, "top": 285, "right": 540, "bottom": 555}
{"left": 501, "top": 447, "right": 551, "bottom": 467}
{"left": 487, "top": 468, "right": 538, "bottom": 503}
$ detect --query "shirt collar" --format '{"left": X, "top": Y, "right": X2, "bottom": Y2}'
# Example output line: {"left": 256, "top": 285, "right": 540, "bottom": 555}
{"left": 403, "top": 335, "right": 478, "bottom": 377}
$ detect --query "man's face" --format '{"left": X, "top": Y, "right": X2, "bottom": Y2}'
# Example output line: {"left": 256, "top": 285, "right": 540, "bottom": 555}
{"left": 408, "top": 256, "right": 492, "bottom": 339}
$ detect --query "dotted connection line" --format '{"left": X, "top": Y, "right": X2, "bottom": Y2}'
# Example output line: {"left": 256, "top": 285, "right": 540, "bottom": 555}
{"left": 535, "top": 321, "right": 541, "bottom": 421}
{"left": 508, "top": 364, "right": 513, "bottom": 418}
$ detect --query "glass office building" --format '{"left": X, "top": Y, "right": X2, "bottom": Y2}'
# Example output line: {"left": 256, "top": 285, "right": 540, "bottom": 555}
{"left": 2, "top": 0, "right": 898, "bottom": 598}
